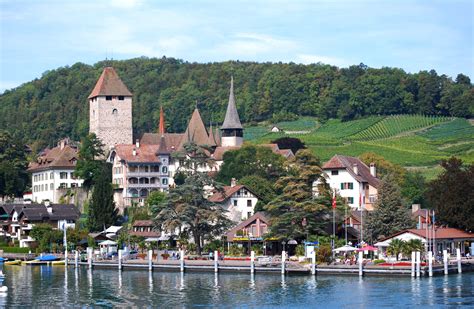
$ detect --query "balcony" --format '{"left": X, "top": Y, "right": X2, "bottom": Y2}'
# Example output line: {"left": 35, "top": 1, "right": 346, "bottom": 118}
{"left": 127, "top": 183, "right": 163, "bottom": 188}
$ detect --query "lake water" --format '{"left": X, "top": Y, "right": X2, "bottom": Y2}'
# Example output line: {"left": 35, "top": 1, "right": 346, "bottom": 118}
{"left": 1, "top": 265, "right": 473, "bottom": 307}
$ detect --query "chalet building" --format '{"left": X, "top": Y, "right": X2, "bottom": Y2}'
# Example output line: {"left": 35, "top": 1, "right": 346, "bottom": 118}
{"left": 208, "top": 179, "right": 259, "bottom": 222}
{"left": 0, "top": 203, "right": 80, "bottom": 247}
{"left": 130, "top": 220, "right": 160, "bottom": 238}
{"left": 92, "top": 67, "right": 293, "bottom": 210}
{"left": 314, "top": 155, "right": 380, "bottom": 210}
{"left": 375, "top": 228, "right": 474, "bottom": 256}
{"left": 27, "top": 138, "right": 84, "bottom": 204}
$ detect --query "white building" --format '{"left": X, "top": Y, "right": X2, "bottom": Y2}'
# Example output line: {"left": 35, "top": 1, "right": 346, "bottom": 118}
{"left": 208, "top": 179, "right": 259, "bottom": 222}
{"left": 27, "top": 138, "right": 84, "bottom": 203}
{"left": 314, "top": 155, "right": 380, "bottom": 210}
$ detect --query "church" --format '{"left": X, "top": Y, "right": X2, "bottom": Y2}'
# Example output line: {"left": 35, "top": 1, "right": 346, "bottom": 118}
{"left": 88, "top": 67, "right": 293, "bottom": 211}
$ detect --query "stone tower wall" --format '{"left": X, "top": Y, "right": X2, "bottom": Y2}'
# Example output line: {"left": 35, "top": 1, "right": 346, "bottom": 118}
{"left": 89, "top": 96, "right": 133, "bottom": 151}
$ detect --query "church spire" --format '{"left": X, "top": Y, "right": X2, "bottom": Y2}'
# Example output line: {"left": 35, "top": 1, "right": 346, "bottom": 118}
{"left": 221, "top": 76, "right": 243, "bottom": 130}
{"left": 158, "top": 106, "right": 165, "bottom": 135}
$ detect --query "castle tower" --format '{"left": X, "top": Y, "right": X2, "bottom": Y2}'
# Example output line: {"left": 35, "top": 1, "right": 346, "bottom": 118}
{"left": 221, "top": 76, "right": 243, "bottom": 147}
{"left": 89, "top": 67, "right": 133, "bottom": 152}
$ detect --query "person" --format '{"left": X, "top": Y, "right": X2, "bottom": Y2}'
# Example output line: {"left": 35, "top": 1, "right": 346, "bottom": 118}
{"left": 176, "top": 252, "right": 180, "bottom": 260}
{"left": 209, "top": 251, "right": 213, "bottom": 260}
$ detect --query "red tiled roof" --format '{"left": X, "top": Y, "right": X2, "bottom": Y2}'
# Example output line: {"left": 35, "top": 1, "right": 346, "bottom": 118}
{"left": 322, "top": 155, "right": 380, "bottom": 188}
{"left": 226, "top": 212, "right": 270, "bottom": 241}
{"left": 28, "top": 142, "right": 79, "bottom": 172}
{"left": 114, "top": 144, "right": 159, "bottom": 163}
{"left": 132, "top": 220, "right": 154, "bottom": 227}
{"left": 208, "top": 185, "right": 245, "bottom": 203}
{"left": 140, "top": 133, "right": 184, "bottom": 152}
{"left": 179, "top": 109, "right": 210, "bottom": 149}
{"left": 212, "top": 146, "right": 241, "bottom": 161}
{"left": 88, "top": 67, "right": 132, "bottom": 99}
{"left": 408, "top": 228, "right": 474, "bottom": 239}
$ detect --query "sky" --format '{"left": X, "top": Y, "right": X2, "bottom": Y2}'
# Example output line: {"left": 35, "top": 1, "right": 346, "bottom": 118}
{"left": 0, "top": 0, "right": 472, "bottom": 93}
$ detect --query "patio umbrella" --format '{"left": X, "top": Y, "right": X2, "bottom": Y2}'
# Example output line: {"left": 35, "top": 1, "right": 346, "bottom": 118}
{"left": 334, "top": 245, "right": 357, "bottom": 252}
{"left": 357, "top": 245, "right": 378, "bottom": 252}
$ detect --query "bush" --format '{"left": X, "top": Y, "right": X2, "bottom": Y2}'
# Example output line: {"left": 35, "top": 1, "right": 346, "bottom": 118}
{"left": 316, "top": 244, "right": 332, "bottom": 264}
{"left": 295, "top": 244, "right": 305, "bottom": 257}
{"left": 228, "top": 244, "right": 245, "bottom": 256}
{"left": 251, "top": 244, "right": 263, "bottom": 255}
{"left": 0, "top": 246, "right": 30, "bottom": 253}
{"left": 373, "top": 259, "right": 386, "bottom": 265}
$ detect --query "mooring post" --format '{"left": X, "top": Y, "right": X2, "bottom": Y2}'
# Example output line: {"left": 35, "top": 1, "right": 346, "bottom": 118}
{"left": 65, "top": 248, "right": 68, "bottom": 267}
{"left": 118, "top": 249, "right": 123, "bottom": 271}
{"left": 75, "top": 250, "right": 79, "bottom": 268}
{"left": 358, "top": 251, "right": 363, "bottom": 277}
{"left": 416, "top": 251, "right": 421, "bottom": 277}
{"left": 311, "top": 250, "right": 316, "bottom": 275}
{"left": 428, "top": 251, "right": 433, "bottom": 277}
{"left": 148, "top": 249, "right": 153, "bottom": 271}
{"left": 250, "top": 251, "right": 255, "bottom": 274}
{"left": 214, "top": 250, "right": 219, "bottom": 273}
{"left": 281, "top": 251, "right": 286, "bottom": 275}
{"left": 443, "top": 249, "right": 448, "bottom": 275}
{"left": 180, "top": 249, "right": 184, "bottom": 272}
{"left": 456, "top": 248, "right": 462, "bottom": 274}
{"left": 87, "top": 247, "right": 93, "bottom": 269}
{"left": 411, "top": 251, "right": 415, "bottom": 277}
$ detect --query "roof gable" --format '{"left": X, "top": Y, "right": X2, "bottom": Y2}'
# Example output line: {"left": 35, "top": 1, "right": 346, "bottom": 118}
{"left": 180, "top": 109, "right": 210, "bottom": 148}
{"left": 88, "top": 67, "right": 132, "bottom": 99}
{"left": 323, "top": 155, "right": 380, "bottom": 188}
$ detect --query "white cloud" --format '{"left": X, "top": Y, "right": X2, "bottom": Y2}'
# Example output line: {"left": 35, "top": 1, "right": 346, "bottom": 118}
{"left": 213, "top": 33, "right": 298, "bottom": 57}
{"left": 296, "top": 54, "right": 350, "bottom": 67}
{"left": 109, "top": 0, "right": 142, "bottom": 9}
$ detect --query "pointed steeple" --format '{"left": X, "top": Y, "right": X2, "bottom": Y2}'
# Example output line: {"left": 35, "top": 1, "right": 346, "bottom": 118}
{"left": 207, "top": 123, "right": 217, "bottom": 147}
{"left": 156, "top": 134, "right": 169, "bottom": 155}
{"left": 158, "top": 106, "right": 166, "bottom": 135}
{"left": 88, "top": 67, "right": 132, "bottom": 99}
{"left": 221, "top": 76, "right": 243, "bottom": 130}
{"left": 179, "top": 108, "right": 209, "bottom": 149}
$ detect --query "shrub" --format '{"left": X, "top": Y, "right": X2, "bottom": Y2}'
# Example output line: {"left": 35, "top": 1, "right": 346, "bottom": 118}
{"left": 295, "top": 244, "right": 305, "bottom": 257}
{"left": 0, "top": 246, "right": 30, "bottom": 254}
{"left": 228, "top": 244, "right": 245, "bottom": 256}
{"left": 373, "top": 259, "right": 386, "bottom": 265}
{"left": 316, "top": 244, "right": 332, "bottom": 264}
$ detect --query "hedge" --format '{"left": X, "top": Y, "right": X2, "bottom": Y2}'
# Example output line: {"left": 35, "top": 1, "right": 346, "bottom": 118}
{"left": 0, "top": 246, "right": 30, "bottom": 253}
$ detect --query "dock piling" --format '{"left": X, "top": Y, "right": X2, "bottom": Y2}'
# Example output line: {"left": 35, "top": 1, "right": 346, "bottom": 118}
{"left": 65, "top": 248, "right": 68, "bottom": 267}
{"left": 281, "top": 251, "right": 286, "bottom": 274}
{"left": 148, "top": 250, "right": 153, "bottom": 271}
{"left": 443, "top": 250, "right": 448, "bottom": 275}
{"left": 428, "top": 251, "right": 433, "bottom": 277}
{"left": 311, "top": 250, "right": 316, "bottom": 275}
{"left": 74, "top": 250, "right": 79, "bottom": 268}
{"left": 411, "top": 252, "right": 415, "bottom": 277}
{"left": 358, "top": 251, "right": 363, "bottom": 277}
{"left": 87, "top": 247, "right": 93, "bottom": 269}
{"left": 118, "top": 250, "right": 123, "bottom": 271}
{"left": 214, "top": 250, "right": 218, "bottom": 273}
{"left": 180, "top": 249, "right": 184, "bottom": 272}
{"left": 250, "top": 251, "right": 255, "bottom": 274}
{"left": 416, "top": 251, "right": 421, "bottom": 277}
{"left": 456, "top": 248, "right": 462, "bottom": 274}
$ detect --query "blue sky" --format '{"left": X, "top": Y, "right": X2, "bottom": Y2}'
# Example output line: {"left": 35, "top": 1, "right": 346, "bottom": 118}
{"left": 0, "top": 0, "right": 472, "bottom": 93}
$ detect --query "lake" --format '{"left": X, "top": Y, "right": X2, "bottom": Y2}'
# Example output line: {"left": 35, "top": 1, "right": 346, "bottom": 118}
{"left": 1, "top": 265, "right": 473, "bottom": 307}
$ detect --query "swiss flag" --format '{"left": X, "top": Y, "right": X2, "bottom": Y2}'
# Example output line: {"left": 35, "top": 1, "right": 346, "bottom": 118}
{"left": 332, "top": 191, "right": 336, "bottom": 209}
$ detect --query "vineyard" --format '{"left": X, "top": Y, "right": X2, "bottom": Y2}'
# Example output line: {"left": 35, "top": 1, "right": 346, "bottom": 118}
{"left": 349, "top": 115, "right": 451, "bottom": 140}
{"left": 247, "top": 115, "right": 473, "bottom": 178}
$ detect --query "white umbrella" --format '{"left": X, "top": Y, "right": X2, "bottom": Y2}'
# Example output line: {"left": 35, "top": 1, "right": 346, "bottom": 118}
{"left": 333, "top": 245, "right": 357, "bottom": 252}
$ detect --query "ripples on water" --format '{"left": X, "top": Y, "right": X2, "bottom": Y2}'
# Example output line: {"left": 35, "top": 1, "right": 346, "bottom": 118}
{"left": 1, "top": 266, "right": 473, "bottom": 307}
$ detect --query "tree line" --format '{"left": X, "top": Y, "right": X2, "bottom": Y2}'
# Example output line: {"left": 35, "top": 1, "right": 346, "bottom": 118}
{"left": 0, "top": 57, "right": 472, "bottom": 152}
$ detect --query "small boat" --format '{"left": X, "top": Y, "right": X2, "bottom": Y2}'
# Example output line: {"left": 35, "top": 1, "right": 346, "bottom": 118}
{"left": 4, "top": 260, "right": 21, "bottom": 266}
{"left": 36, "top": 255, "right": 58, "bottom": 262}
{"left": 0, "top": 257, "right": 5, "bottom": 263}
{"left": 0, "top": 286, "right": 7, "bottom": 293}
{"left": 51, "top": 260, "right": 65, "bottom": 266}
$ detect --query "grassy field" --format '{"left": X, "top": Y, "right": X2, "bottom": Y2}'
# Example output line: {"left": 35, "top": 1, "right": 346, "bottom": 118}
{"left": 245, "top": 115, "right": 473, "bottom": 180}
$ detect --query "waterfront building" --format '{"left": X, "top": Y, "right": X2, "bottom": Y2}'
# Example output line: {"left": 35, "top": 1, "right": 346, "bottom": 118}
{"left": 27, "top": 138, "right": 84, "bottom": 204}
{"left": 130, "top": 220, "right": 160, "bottom": 239}
{"left": 208, "top": 178, "right": 259, "bottom": 222}
{"left": 314, "top": 155, "right": 380, "bottom": 210}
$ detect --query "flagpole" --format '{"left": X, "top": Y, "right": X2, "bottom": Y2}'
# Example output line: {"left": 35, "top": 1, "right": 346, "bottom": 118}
{"left": 332, "top": 189, "right": 336, "bottom": 259}
{"left": 360, "top": 197, "right": 363, "bottom": 246}
{"left": 344, "top": 205, "right": 347, "bottom": 245}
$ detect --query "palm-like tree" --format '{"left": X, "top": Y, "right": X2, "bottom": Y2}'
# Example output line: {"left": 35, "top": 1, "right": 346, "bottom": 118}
{"left": 387, "top": 239, "right": 405, "bottom": 261}
{"left": 402, "top": 239, "right": 424, "bottom": 256}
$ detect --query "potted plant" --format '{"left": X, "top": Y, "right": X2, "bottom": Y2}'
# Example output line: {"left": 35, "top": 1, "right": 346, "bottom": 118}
{"left": 161, "top": 253, "right": 170, "bottom": 260}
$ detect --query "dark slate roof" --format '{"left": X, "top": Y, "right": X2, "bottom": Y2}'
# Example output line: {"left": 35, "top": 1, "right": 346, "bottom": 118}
{"left": 88, "top": 67, "right": 132, "bottom": 98}
{"left": 49, "top": 204, "right": 81, "bottom": 221}
{"left": 323, "top": 155, "right": 380, "bottom": 188}
{"left": 17, "top": 204, "right": 80, "bottom": 221}
{"left": 221, "top": 76, "right": 243, "bottom": 130}
{"left": 156, "top": 135, "right": 169, "bottom": 155}
{"left": 179, "top": 108, "right": 210, "bottom": 148}
{"left": 0, "top": 204, "right": 16, "bottom": 215}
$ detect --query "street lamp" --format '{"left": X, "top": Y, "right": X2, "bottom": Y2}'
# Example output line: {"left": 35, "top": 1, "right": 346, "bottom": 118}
{"left": 282, "top": 241, "right": 286, "bottom": 253}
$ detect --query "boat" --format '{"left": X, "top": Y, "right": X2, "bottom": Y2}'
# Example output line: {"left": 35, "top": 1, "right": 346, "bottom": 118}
{"left": 0, "top": 257, "right": 5, "bottom": 263}
{"left": 0, "top": 286, "right": 7, "bottom": 293}
{"left": 36, "top": 255, "right": 59, "bottom": 262}
{"left": 4, "top": 260, "right": 21, "bottom": 266}
{"left": 51, "top": 260, "right": 65, "bottom": 266}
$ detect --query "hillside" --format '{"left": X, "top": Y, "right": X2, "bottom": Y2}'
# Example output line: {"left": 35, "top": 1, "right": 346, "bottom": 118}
{"left": 246, "top": 115, "right": 474, "bottom": 178}
{"left": 0, "top": 57, "right": 472, "bottom": 152}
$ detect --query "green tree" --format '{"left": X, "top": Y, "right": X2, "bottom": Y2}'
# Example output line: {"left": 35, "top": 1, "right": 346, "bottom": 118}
{"left": 271, "top": 137, "right": 306, "bottom": 155}
{"left": 387, "top": 239, "right": 405, "bottom": 261}
{"left": 364, "top": 174, "right": 415, "bottom": 242}
{"left": 30, "top": 224, "right": 63, "bottom": 253}
{"left": 238, "top": 175, "right": 277, "bottom": 210}
{"left": 217, "top": 145, "right": 286, "bottom": 184}
{"left": 75, "top": 133, "right": 105, "bottom": 191}
{"left": 152, "top": 142, "right": 232, "bottom": 255}
{"left": 402, "top": 239, "right": 424, "bottom": 257}
{"left": 88, "top": 162, "right": 116, "bottom": 232}
{"left": 425, "top": 157, "right": 474, "bottom": 231}
{"left": 0, "top": 131, "right": 28, "bottom": 199}
{"left": 359, "top": 152, "right": 406, "bottom": 185}
{"left": 264, "top": 149, "right": 341, "bottom": 240}
{"left": 401, "top": 171, "right": 426, "bottom": 206}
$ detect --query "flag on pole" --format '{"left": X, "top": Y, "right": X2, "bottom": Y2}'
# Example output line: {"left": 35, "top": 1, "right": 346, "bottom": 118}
{"left": 332, "top": 190, "right": 336, "bottom": 209}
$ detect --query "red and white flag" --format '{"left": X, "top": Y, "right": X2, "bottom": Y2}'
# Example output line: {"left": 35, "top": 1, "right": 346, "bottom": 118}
{"left": 332, "top": 190, "right": 336, "bottom": 209}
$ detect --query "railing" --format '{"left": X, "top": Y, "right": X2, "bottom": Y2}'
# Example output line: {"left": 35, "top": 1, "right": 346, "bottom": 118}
{"left": 127, "top": 183, "right": 163, "bottom": 188}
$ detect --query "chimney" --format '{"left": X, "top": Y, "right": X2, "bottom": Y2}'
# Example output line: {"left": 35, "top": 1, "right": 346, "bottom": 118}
{"left": 411, "top": 204, "right": 420, "bottom": 213}
{"left": 370, "top": 163, "right": 376, "bottom": 177}
{"left": 59, "top": 139, "right": 67, "bottom": 150}
{"left": 230, "top": 178, "right": 237, "bottom": 187}
{"left": 135, "top": 139, "right": 140, "bottom": 148}
{"left": 353, "top": 163, "right": 358, "bottom": 175}
{"left": 132, "top": 148, "right": 137, "bottom": 156}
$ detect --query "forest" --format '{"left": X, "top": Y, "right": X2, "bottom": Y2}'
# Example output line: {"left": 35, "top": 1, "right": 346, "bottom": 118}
{"left": 0, "top": 56, "right": 472, "bottom": 151}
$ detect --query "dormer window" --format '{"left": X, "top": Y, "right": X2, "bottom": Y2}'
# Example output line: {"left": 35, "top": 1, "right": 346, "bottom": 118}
{"left": 118, "top": 96, "right": 124, "bottom": 100}
{"left": 106, "top": 96, "right": 112, "bottom": 101}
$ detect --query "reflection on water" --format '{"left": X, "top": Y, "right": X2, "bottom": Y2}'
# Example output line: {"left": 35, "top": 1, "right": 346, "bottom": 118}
{"left": 1, "top": 266, "right": 473, "bottom": 307}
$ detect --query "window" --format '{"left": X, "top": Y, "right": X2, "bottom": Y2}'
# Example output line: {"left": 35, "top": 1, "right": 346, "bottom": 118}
{"left": 331, "top": 170, "right": 339, "bottom": 176}
{"left": 340, "top": 182, "right": 353, "bottom": 190}
{"left": 50, "top": 183, "right": 53, "bottom": 190}
{"left": 50, "top": 172, "right": 54, "bottom": 179}
{"left": 161, "top": 178, "right": 168, "bottom": 185}
{"left": 70, "top": 172, "right": 76, "bottom": 179}
{"left": 71, "top": 183, "right": 77, "bottom": 188}
{"left": 247, "top": 212, "right": 252, "bottom": 219}
{"left": 106, "top": 96, "right": 112, "bottom": 101}
{"left": 347, "top": 197, "right": 354, "bottom": 204}
{"left": 247, "top": 200, "right": 252, "bottom": 207}
{"left": 233, "top": 200, "right": 238, "bottom": 206}
{"left": 60, "top": 172, "right": 68, "bottom": 179}
{"left": 40, "top": 174, "right": 44, "bottom": 181}
{"left": 162, "top": 166, "right": 168, "bottom": 174}
{"left": 45, "top": 173, "right": 48, "bottom": 180}
{"left": 369, "top": 195, "right": 377, "bottom": 203}
{"left": 112, "top": 108, "right": 118, "bottom": 115}
{"left": 60, "top": 183, "right": 67, "bottom": 189}
{"left": 162, "top": 158, "right": 167, "bottom": 164}
{"left": 118, "top": 96, "right": 124, "bottom": 100}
